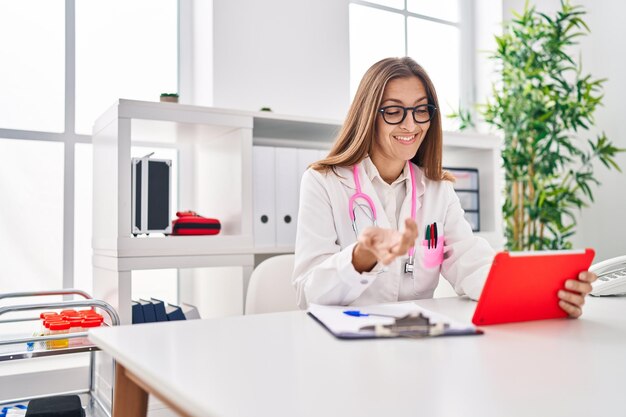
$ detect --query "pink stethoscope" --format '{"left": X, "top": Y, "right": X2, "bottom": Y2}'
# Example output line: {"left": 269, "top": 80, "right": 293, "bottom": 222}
{"left": 349, "top": 162, "right": 417, "bottom": 274}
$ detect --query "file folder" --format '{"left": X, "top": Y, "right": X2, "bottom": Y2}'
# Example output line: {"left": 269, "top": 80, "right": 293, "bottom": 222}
{"left": 297, "top": 148, "right": 321, "bottom": 195}
{"left": 253, "top": 146, "right": 276, "bottom": 247}
{"left": 165, "top": 303, "right": 186, "bottom": 321}
{"left": 150, "top": 298, "right": 168, "bottom": 322}
{"left": 181, "top": 302, "right": 201, "bottom": 320}
{"left": 131, "top": 301, "right": 145, "bottom": 324}
{"left": 275, "top": 147, "right": 299, "bottom": 246}
{"left": 138, "top": 299, "right": 157, "bottom": 323}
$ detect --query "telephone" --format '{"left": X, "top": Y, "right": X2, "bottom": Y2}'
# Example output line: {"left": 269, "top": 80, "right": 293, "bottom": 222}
{"left": 589, "top": 255, "right": 626, "bottom": 296}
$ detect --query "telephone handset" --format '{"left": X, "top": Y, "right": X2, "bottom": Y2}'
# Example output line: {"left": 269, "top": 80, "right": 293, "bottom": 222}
{"left": 589, "top": 255, "right": 626, "bottom": 296}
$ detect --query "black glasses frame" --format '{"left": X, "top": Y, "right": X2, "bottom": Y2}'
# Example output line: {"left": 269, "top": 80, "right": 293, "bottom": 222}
{"left": 378, "top": 104, "right": 437, "bottom": 125}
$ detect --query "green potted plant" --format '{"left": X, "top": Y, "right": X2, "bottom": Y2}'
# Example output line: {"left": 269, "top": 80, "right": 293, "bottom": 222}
{"left": 477, "top": 0, "right": 624, "bottom": 251}
{"left": 160, "top": 93, "right": 179, "bottom": 103}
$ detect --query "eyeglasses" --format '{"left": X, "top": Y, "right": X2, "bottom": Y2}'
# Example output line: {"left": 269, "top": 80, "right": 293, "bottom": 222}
{"left": 378, "top": 104, "right": 437, "bottom": 125}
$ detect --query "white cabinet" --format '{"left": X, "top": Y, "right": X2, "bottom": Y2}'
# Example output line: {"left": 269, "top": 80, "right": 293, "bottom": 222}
{"left": 92, "top": 100, "right": 502, "bottom": 324}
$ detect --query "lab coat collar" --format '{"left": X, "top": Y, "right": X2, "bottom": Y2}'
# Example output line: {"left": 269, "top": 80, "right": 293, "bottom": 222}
{"left": 362, "top": 156, "right": 410, "bottom": 186}
{"left": 335, "top": 158, "right": 426, "bottom": 197}
{"left": 335, "top": 158, "right": 426, "bottom": 231}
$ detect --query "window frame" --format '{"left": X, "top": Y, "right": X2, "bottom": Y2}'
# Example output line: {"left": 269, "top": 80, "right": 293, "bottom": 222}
{"left": 0, "top": 0, "right": 183, "bottom": 290}
{"left": 349, "top": 0, "right": 475, "bottom": 115}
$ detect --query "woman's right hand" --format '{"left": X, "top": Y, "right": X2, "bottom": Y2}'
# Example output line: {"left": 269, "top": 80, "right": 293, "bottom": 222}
{"left": 353, "top": 219, "right": 418, "bottom": 270}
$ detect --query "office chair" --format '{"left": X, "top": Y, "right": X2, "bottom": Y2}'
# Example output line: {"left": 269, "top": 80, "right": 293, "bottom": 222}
{"left": 245, "top": 254, "right": 299, "bottom": 314}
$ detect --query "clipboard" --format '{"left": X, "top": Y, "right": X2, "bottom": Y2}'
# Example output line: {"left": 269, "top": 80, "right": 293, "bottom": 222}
{"left": 472, "top": 248, "right": 595, "bottom": 325}
{"left": 308, "top": 303, "right": 482, "bottom": 339}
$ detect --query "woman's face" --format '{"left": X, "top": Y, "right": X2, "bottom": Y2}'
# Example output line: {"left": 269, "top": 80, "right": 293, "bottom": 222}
{"left": 372, "top": 76, "right": 430, "bottom": 167}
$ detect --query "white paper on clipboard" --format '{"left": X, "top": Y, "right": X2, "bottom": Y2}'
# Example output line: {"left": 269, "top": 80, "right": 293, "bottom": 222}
{"left": 308, "top": 302, "right": 478, "bottom": 339}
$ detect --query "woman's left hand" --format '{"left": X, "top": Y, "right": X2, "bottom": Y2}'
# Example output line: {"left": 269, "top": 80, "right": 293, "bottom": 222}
{"left": 558, "top": 271, "right": 597, "bottom": 318}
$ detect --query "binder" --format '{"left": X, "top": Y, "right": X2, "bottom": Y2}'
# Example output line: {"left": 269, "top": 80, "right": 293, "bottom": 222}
{"left": 296, "top": 148, "right": 321, "bottom": 195}
{"left": 138, "top": 299, "right": 157, "bottom": 323}
{"left": 253, "top": 146, "right": 276, "bottom": 247}
{"left": 131, "top": 301, "right": 145, "bottom": 324}
{"left": 275, "top": 147, "right": 299, "bottom": 246}
{"left": 308, "top": 303, "right": 482, "bottom": 339}
{"left": 180, "top": 302, "right": 201, "bottom": 320}
{"left": 150, "top": 298, "right": 168, "bottom": 322}
{"left": 165, "top": 303, "right": 186, "bottom": 321}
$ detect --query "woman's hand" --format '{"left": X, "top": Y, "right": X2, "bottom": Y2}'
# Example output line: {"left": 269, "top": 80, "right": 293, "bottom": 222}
{"left": 558, "top": 271, "right": 597, "bottom": 318}
{"left": 357, "top": 218, "right": 418, "bottom": 266}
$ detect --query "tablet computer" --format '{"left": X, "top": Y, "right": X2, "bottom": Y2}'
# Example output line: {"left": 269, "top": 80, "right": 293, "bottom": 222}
{"left": 472, "top": 248, "right": 595, "bottom": 325}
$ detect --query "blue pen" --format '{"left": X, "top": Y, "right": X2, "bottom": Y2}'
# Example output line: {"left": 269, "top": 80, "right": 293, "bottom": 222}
{"left": 343, "top": 310, "right": 369, "bottom": 317}
{"left": 343, "top": 310, "right": 395, "bottom": 318}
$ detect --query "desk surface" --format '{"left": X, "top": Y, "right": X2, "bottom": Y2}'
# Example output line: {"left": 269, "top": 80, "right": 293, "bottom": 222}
{"left": 89, "top": 296, "right": 626, "bottom": 417}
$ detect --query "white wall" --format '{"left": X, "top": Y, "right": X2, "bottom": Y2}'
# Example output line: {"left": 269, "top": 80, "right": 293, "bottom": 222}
{"left": 503, "top": 0, "right": 626, "bottom": 262}
{"left": 474, "top": 0, "right": 503, "bottom": 111}
{"left": 212, "top": 0, "right": 350, "bottom": 120}
{"left": 182, "top": 1, "right": 350, "bottom": 317}
{"left": 573, "top": 2, "right": 626, "bottom": 261}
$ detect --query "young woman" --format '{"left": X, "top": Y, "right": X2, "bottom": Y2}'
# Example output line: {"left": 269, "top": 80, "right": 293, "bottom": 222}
{"left": 292, "top": 57, "right": 595, "bottom": 316}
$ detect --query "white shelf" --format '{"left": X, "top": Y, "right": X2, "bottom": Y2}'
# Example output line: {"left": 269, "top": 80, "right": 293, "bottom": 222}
{"left": 93, "top": 253, "right": 255, "bottom": 272}
{"left": 443, "top": 130, "right": 502, "bottom": 149}
{"left": 92, "top": 235, "right": 254, "bottom": 258}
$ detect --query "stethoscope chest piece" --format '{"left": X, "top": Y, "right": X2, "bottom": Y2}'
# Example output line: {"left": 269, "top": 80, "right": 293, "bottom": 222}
{"left": 404, "top": 258, "right": 415, "bottom": 274}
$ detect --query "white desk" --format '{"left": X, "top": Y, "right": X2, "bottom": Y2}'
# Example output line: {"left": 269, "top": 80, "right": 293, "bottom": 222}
{"left": 89, "top": 296, "right": 626, "bottom": 417}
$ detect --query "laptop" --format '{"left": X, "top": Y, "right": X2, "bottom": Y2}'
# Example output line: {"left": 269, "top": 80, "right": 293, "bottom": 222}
{"left": 472, "top": 248, "right": 595, "bottom": 325}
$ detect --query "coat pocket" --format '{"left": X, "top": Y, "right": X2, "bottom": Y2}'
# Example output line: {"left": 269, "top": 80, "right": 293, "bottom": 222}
{"left": 422, "top": 237, "right": 444, "bottom": 269}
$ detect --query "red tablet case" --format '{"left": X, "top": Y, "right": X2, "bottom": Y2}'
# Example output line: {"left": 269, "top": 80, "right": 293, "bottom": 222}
{"left": 472, "top": 249, "right": 595, "bottom": 325}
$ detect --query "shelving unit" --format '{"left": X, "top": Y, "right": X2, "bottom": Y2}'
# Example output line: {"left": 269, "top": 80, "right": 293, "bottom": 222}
{"left": 92, "top": 99, "right": 502, "bottom": 324}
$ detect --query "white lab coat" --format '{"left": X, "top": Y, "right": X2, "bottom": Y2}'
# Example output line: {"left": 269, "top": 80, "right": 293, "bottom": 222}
{"left": 292, "top": 158, "right": 495, "bottom": 309}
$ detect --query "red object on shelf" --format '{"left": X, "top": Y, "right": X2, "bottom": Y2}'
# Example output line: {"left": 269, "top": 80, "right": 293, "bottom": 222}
{"left": 171, "top": 211, "right": 221, "bottom": 236}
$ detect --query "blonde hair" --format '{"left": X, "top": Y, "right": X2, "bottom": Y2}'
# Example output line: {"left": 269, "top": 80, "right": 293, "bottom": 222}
{"left": 312, "top": 57, "right": 450, "bottom": 181}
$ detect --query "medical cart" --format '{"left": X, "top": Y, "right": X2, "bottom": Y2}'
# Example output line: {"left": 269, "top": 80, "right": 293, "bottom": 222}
{"left": 0, "top": 290, "right": 120, "bottom": 417}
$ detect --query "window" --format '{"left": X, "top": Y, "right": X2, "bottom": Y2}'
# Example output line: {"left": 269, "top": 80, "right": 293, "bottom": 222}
{"left": 0, "top": 2, "right": 178, "bottom": 296}
{"left": 0, "top": 1, "right": 65, "bottom": 132}
{"left": 349, "top": 0, "right": 470, "bottom": 130}
{"left": 0, "top": 139, "right": 64, "bottom": 292}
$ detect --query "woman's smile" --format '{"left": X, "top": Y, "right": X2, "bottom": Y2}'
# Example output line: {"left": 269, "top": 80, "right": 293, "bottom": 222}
{"left": 393, "top": 133, "right": 418, "bottom": 144}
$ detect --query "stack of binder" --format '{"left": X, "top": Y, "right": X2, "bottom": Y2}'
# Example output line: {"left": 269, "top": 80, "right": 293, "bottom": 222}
{"left": 444, "top": 167, "right": 480, "bottom": 231}
{"left": 131, "top": 298, "right": 200, "bottom": 324}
